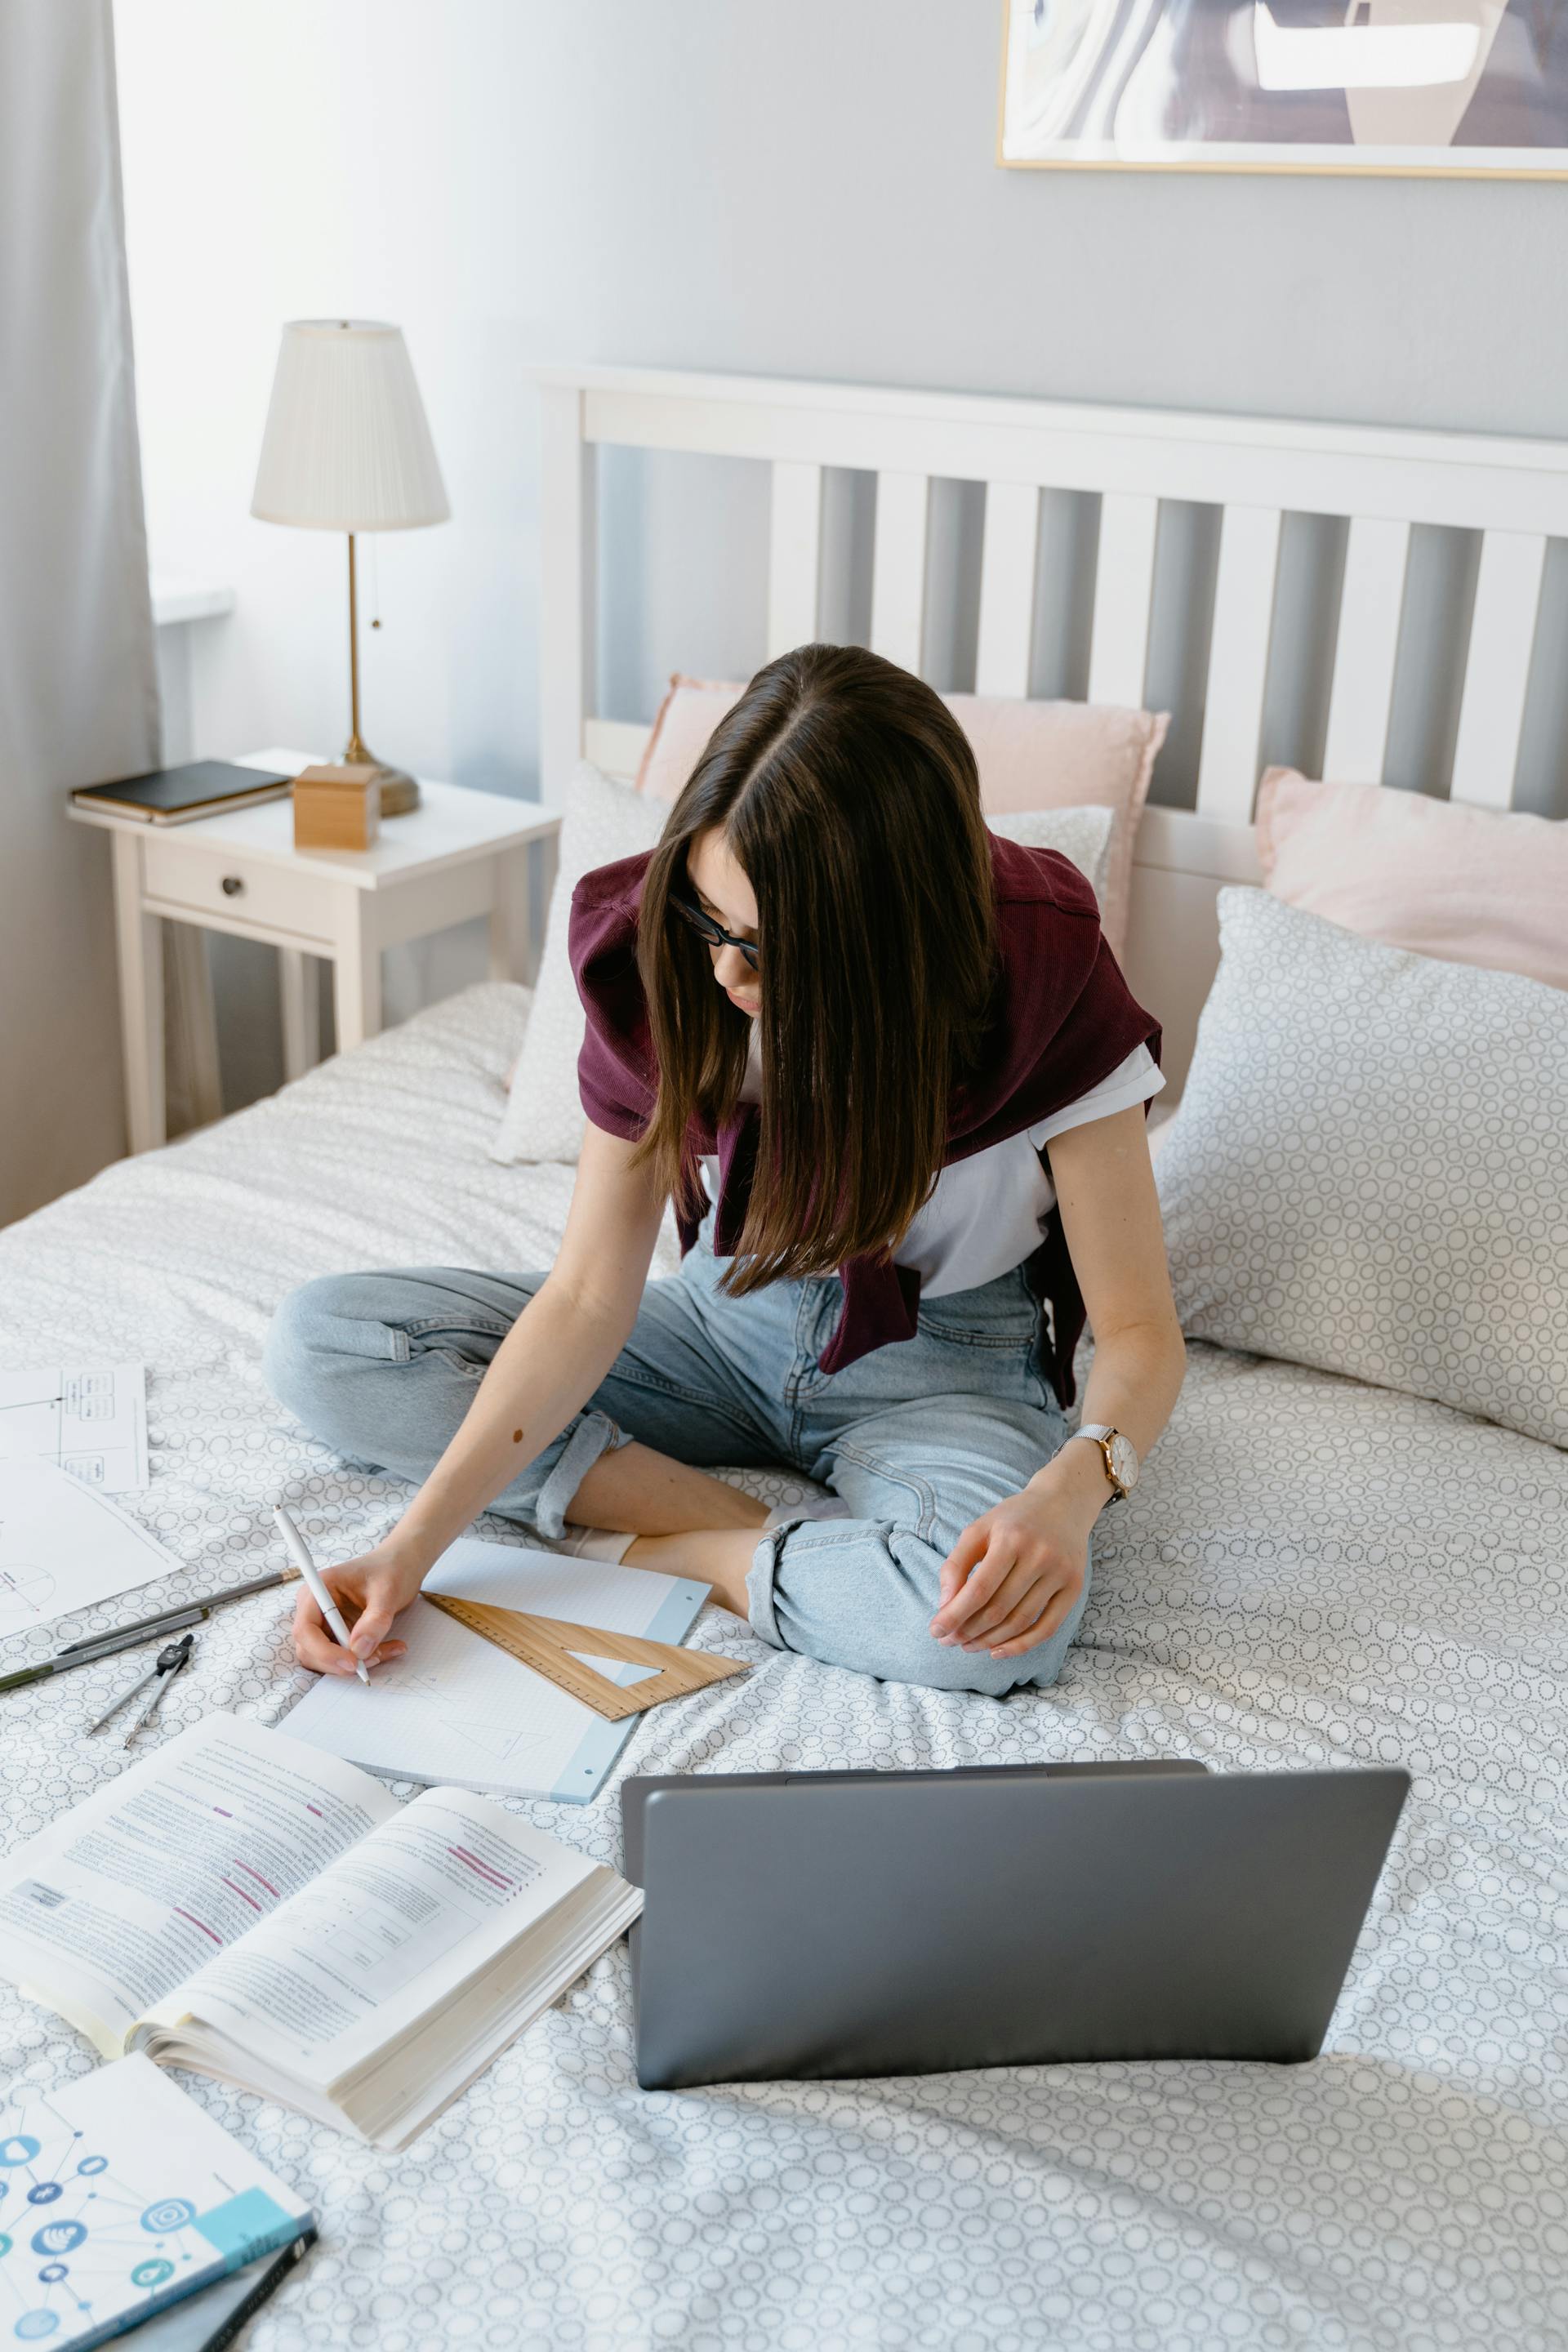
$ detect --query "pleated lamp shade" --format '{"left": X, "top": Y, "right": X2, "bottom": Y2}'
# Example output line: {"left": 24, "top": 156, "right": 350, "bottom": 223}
{"left": 251, "top": 319, "right": 450, "bottom": 531}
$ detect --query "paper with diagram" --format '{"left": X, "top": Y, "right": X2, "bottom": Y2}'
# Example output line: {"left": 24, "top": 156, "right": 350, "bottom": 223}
{"left": 0, "top": 1458, "right": 176, "bottom": 1637}
{"left": 283, "top": 1536, "right": 713, "bottom": 1802}
{"left": 0, "top": 1361, "right": 148, "bottom": 1490}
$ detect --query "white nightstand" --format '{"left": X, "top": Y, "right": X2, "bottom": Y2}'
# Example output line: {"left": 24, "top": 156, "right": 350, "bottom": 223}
{"left": 70, "top": 749, "right": 561, "bottom": 1153}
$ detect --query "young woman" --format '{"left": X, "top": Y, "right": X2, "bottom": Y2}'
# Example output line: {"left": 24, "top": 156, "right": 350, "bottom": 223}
{"left": 265, "top": 645, "right": 1185, "bottom": 1696}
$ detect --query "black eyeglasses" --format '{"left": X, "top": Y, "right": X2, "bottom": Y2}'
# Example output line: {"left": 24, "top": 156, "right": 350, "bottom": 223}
{"left": 669, "top": 889, "right": 760, "bottom": 971}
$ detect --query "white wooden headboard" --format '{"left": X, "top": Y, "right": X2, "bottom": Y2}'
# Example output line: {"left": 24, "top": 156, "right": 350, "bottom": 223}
{"left": 535, "top": 365, "right": 1568, "bottom": 1090}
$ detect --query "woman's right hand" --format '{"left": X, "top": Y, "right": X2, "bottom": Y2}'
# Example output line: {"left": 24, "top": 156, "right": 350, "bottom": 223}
{"left": 290, "top": 1533, "right": 430, "bottom": 1677}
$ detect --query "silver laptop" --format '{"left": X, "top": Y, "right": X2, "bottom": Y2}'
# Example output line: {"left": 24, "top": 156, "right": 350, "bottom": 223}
{"left": 621, "top": 1762, "right": 1408, "bottom": 2091}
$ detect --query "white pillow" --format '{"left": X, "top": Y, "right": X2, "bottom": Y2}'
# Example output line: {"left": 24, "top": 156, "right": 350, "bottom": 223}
{"left": 491, "top": 762, "right": 668, "bottom": 1165}
{"left": 492, "top": 779, "right": 1118, "bottom": 1166}
{"left": 1156, "top": 888, "right": 1568, "bottom": 1449}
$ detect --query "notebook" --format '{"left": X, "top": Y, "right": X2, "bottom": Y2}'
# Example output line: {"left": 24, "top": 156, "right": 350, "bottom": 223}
{"left": 0, "top": 1715, "right": 641, "bottom": 2150}
{"left": 283, "top": 1535, "right": 713, "bottom": 1802}
{"left": 70, "top": 762, "right": 291, "bottom": 825}
{"left": 0, "top": 2055, "right": 311, "bottom": 2350}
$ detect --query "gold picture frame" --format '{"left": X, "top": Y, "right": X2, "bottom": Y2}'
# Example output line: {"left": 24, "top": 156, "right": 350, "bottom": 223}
{"left": 997, "top": 0, "right": 1568, "bottom": 177}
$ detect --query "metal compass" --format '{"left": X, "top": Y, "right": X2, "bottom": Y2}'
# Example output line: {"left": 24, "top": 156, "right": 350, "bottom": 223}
{"left": 87, "top": 1631, "right": 196, "bottom": 1747}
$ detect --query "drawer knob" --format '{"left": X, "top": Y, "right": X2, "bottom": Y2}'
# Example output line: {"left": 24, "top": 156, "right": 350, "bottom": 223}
{"left": 220, "top": 874, "right": 246, "bottom": 898}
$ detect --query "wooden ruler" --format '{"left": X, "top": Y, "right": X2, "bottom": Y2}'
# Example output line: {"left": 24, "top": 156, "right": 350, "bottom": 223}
{"left": 424, "top": 1592, "right": 749, "bottom": 1722}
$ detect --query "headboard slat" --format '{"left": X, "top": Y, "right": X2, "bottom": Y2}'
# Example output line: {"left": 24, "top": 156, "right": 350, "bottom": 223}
{"left": 870, "top": 471, "right": 931, "bottom": 671}
{"left": 1195, "top": 505, "right": 1283, "bottom": 823}
{"left": 975, "top": 482, "right": 1040, "bottom": 698}
{"left": 1450, "top": 528, "right": 1548, "bottom": 811}
{"left": 1323, "top": 514, "right": 1411, "bottom": 784}
{"left": 1087, "top": 492, "right": 1158, "bottom": 708}
{"left": 767, "top": 461, "right": 823, "bottom": 660}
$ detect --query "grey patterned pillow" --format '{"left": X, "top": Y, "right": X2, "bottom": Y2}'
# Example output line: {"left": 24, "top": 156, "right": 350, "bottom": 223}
{"left": 1157, "top": 888, "right": 1568, "bottom": 1448}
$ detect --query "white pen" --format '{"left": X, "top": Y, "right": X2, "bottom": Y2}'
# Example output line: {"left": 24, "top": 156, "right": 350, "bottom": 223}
{"left": 273, "top": 1505, "right": 370, "bottom": 1685}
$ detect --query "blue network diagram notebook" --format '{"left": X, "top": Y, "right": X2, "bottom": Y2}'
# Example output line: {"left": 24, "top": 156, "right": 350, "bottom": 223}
{"left": 284, "top": 1538, "right": 715, "bottom": 1803}
{"left": 0, "top": 2056, "right": 311, "bottom": 2350}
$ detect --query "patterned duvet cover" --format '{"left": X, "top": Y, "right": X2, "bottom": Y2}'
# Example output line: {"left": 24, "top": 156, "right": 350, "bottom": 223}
{"left": 1, "top": 985, "right": 1562, "bottom": 2352}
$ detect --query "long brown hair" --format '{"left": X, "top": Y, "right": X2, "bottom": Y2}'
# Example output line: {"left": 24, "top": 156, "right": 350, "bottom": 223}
{"left": 631, "top": 644, "right": 998, "bottom": 1292}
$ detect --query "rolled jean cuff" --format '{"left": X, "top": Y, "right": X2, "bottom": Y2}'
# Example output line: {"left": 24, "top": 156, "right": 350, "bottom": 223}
{"left": 530, "top": 1409, "right": 629, "bottom": 1540}
{"left": 745, "top": 1526, "right": 790, "bottom": 1652}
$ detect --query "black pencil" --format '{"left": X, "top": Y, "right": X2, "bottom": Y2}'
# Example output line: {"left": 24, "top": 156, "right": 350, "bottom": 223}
{"left": 0, "top": 1566, "right": 299, "bottom": 1695}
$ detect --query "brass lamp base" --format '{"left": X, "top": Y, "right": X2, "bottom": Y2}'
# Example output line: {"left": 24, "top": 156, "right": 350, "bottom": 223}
{"left": 342, "top": 733, "right": 420, "bottom": 816}
{"left": 341, "top": 531, "right": 420, "bottom": 814}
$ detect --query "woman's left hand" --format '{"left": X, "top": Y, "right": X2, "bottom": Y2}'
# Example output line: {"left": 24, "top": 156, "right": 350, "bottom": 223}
{"left": 929, "top": 1481, "right": 1096, "bottom": 1659}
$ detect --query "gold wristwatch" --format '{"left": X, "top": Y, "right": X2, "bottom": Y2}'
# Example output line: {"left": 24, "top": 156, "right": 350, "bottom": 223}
{"left": 1070, "top": 1423, "right": 1139, "bottom": 1503}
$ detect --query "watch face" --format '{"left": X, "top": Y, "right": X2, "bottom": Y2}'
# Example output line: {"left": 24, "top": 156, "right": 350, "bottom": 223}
{"left": 1107, "top": 1432, "right": 1139, "bottom": 1492}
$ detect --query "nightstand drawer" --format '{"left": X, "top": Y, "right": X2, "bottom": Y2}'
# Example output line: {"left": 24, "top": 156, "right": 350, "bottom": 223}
{"left": 141, "top": 836, "right": 338, "bottom": 944}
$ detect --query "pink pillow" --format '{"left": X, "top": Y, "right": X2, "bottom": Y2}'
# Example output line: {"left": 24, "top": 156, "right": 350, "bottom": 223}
{"left": 635, "top": 675, "right": 1166, "bottom": 955}
{"left": 1255, "top": 768, "right": 1568, "bottom": 992}
{"left": 635, "top": 676, "right": 744, "bottom": 798}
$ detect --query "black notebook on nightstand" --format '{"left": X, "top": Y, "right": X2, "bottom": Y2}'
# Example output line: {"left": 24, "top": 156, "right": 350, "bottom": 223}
{"left": 72, "top": 760, "right": 292, "bottom": 824}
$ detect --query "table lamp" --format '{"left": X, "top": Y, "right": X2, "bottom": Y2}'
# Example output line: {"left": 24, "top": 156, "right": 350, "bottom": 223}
{"left": 252, "top": 318, "right": 449, "bottom": 814}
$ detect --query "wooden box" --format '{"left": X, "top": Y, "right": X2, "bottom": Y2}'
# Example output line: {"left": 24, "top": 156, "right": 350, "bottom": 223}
{"left": 292, "top": 763, "right": 381, "bottom": 853}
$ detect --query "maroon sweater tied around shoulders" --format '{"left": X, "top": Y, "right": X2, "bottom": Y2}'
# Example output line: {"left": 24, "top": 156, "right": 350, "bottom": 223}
{"left": 568, "top": 833, "right": 1160, "bottom": 1407}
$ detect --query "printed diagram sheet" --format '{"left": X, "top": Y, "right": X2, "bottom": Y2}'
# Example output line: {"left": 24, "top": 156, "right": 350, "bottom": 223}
{"left": 0, "top": 1459, "right": 176, "bottom": 1638}
{"left": 0, "top": 1362, "right": 149, "bottom": 1490}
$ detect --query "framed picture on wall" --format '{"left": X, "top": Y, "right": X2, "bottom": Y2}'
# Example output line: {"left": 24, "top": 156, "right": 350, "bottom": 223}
{"left": 998, "top": 0, "right": 1568, "bottom": 176}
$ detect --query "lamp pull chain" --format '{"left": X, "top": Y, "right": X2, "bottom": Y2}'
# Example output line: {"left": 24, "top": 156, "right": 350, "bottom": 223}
{"left": 368, "top": 535, "right": 381, "bottom": 630}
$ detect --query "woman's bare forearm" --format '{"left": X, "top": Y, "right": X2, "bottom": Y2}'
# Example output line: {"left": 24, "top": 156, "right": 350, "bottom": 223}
{"left": 386, "top": 1276, "right": 634, "bottom": 1571}
{"left": 287, "top": 1128, "right": 667, "bottom": 1671}
{"left": 1039, "top": 1104, "right": 1187, "bottom": 1527}
{"left": 377, "top": 1124, "right": 670, "bottom": 1575}
{"left": 1028, "top": 1316, "right": 1186, "bottom": 1526}
{"left": 1072, "top": 1315, "right": 1185, "bottom": 1469}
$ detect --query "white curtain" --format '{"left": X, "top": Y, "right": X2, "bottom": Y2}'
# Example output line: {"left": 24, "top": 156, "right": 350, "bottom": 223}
{"left": 0, "top": 0, "right": 161, "bottom": 1225}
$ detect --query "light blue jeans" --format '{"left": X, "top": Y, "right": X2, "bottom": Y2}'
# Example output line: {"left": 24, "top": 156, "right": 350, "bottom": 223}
{"left": 263, "top": 1214, "right": 1087, "bottom": 1696}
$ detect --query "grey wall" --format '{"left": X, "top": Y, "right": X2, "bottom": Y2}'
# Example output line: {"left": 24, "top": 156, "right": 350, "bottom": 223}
{"left": 577, "top": 0, "right": 1568, "bottom": 815}
{"left": 510, "top": 3, "right": 1568, "bottom": 435}
{"left": 117, "top": 0, "right": 1568, "bottom": 1099}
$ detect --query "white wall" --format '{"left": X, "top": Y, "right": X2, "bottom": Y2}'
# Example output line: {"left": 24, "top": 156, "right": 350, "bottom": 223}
{"left": 114, "top": 0, "right": 1568, "bottom": 1089}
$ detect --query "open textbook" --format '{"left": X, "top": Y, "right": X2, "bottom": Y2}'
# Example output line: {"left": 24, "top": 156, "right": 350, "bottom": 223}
{"left": 0, "top": 1715, "right": 639, "bottom": 2151}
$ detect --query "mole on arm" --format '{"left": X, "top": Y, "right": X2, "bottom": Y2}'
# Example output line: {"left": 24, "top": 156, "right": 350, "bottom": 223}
{"left": 513, "top": 1429, "right": 524, "bottom": 1444}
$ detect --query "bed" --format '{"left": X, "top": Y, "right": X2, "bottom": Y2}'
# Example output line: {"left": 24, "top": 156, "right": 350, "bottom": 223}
{"left": 4, "top": 369, "right": 1567, "bottom": 2351}
{"left": 2, "top": 985, "right": 1564, "bottom": 2352}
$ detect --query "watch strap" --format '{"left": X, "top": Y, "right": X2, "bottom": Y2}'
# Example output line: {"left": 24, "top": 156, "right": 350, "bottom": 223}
{"left": 1069, "top": 1425, "right": 1128, "bottom": 1500}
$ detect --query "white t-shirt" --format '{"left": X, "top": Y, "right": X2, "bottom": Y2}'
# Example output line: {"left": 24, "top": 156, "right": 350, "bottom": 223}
{"left": 699, "top": 1040, "right": 1163, "bottom": 1298}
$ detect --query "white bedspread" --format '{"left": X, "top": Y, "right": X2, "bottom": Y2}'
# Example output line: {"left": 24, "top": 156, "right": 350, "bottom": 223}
{"left": 2, "top": 986, "right": 1564, "bottom": 2352}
